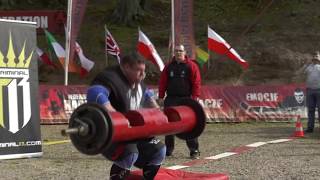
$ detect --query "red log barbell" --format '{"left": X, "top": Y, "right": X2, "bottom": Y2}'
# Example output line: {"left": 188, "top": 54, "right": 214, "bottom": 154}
{"left": 62, "top": 98, "right": 206, "bottom": 155}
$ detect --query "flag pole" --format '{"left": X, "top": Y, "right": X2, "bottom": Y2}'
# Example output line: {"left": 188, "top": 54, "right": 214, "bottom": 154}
{"left": 171, "top": 0, "right": 175, "bottom": 56}
{"left": 207, "top": 25, "right": 210, "bottom": 71}
{"left": 104, "top": 25, "right": 109, "bottom": 67}
{"left": 65, "top": 0, "right": 72, "bottom": 86}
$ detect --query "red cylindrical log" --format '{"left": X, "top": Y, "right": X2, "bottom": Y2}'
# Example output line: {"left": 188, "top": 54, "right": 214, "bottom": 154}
{"left": 109, "top": 106, "right": 196, "bottom": 142}
{"left": 64, "top": 98, "right": 205, "bottom": 155}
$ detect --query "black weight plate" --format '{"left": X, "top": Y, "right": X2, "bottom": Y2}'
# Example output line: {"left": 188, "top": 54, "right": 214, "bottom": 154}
{"left": 69, "top": 103, "right": 113, "bottom": 155}
{"left": 173, "top": 98, "right": 206, "bottom": 140}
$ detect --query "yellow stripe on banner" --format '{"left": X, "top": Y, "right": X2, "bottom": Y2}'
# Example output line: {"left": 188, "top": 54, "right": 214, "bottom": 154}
{"left": 43, "top": 140, "right": 71, "bottom": 146}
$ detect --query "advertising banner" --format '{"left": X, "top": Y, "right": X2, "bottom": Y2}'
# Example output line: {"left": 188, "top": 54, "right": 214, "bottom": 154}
{"left": 38, "top": 84, "right": 307, "bottom": 123}
{"left": 199, "top": 84, "right": 306, "bottom": 122}
{"left": 0, "top": 11, "right": 66, "bottom": 34}
{"left": 39, "top": 85, "right": 87, "bottom": 124}
{"left": 0, "top": 19, "right": 42, "bottom": 159}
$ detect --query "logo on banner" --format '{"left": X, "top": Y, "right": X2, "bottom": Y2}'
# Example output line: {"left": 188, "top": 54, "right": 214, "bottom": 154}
{"left": 0, "top": 32, "right": 33, "bottom": 133}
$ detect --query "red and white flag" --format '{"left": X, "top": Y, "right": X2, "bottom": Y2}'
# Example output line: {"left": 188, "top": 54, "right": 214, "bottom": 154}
{"left": 208, "top": 26, "right": 249, "bottom": 69}
{"left": 105, "top": 26, "right": 121, "bottom": 63}
{"left": 75, "top": 42, "right": 94, "bottom": 77}
{"left": 137, "top": 30, "right": 164, "bottom": 71}
{"left": 35, "top": 47, "right": 57, "bottom": 68}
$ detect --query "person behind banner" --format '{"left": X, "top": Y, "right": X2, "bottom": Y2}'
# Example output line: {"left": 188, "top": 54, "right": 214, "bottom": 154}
{"left": 87, "top": 52, "right": 166, "bottom": 180}
{"left": 296, "top": 51, "right": 320, "bottom": 133}
{"left": 158, "top": 44, "right": 202, "bottom": 159}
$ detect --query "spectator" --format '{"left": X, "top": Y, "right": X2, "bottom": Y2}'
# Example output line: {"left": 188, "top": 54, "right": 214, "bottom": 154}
{"left": 158, "top": 44, "right": 202, "bottom": 159}
{"left": 297, "top": 51, "right": 320, "bottom": 133}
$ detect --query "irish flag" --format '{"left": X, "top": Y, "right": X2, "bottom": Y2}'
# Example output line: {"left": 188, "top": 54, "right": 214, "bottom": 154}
{"left": 137, "top": 30, "right": 164, "bottom": 71}
{"left": 208, "top": 26, "right": 249, "bottom": 69}
{"left": 196, "top": 47, "right": 209, "bottom": 68}
{"left": 44, "top": 29, "right": 78, "bottom": 72}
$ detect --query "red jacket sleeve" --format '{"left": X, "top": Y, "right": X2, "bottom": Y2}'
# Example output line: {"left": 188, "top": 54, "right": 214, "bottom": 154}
{"left": 189, "top": 60, "right": 201, "bottom": 99}
{"left": 158, "top": 65, "right": 169, "bottom": 98}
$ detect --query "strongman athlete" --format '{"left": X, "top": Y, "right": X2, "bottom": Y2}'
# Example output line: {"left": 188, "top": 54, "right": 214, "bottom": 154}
{"left": 87, "top": 52, "right": 166, "bottom": 180}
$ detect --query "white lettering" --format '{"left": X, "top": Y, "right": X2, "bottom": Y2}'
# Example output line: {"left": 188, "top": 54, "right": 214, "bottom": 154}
{"left": 33, "top": 16, "right": 40, "bottom": 28}
{"left": 40, "top": 16, "right": 48, "bottom": 28}
{"left": 0, "top": 16, "right": 48, "bottom": 28}
{"left": 246, "top": 93, "right": 278, "bottom": 102}
{"left": 198, "top": 99, "right": 223, "bottom": 109}
{"left": 0, "top": 141, "right": 41, "bottom": 147}
{"left": 67, "top": 94, "right": 87, "bottom": 100}
{"left": 64, "top": 99, "right": 87, "bottom": 114}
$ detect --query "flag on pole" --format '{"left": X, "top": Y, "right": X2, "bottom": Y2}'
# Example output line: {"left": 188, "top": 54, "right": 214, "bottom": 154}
{"left": 44, "top": 29, "right": 78, "bottom": 72}
{"left": 105, "top": 26, "right": 121, "bottom": 63}
{"left": 208, "top": 26, "right": 249, "bottom": 69}
{"left": 65, "top": 0, "right": 88, "bottom": 84}
{"left": 196, "top": 47, "right": 209, "bottom": 68}
{"left": 137, "top": 29, "right": 164, "bottom": 71}
{"left": 75, "top": 42, "right": 94, "bottom": 77}
{"left": 35, "top": 47, "right": 58, "bottom": 68}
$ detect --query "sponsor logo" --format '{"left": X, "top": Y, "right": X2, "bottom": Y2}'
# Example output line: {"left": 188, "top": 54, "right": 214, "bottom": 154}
{"left": 0, "top": 32, "right": 33, "bottom": 133}
{"left": 0, "top": 141, "right": 41, "bottom": 148}
{"left": 64, "top": 93, "right": 87, "bottom": 116}
{"left": 246, "top": 92, "right": 278, "bottom": 102}
{"left": 198, "top": 98, "right": 223, "bottom": 109}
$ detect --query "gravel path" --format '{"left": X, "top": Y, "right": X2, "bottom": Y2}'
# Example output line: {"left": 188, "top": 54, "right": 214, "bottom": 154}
{"left": 0, "top": 122, "right": 319, "bottom": 180}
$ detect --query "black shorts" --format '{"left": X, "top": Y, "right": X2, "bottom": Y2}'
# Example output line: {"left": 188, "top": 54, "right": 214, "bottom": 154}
{"left": 102, "top": 137, "right": 164, "bottom": 168}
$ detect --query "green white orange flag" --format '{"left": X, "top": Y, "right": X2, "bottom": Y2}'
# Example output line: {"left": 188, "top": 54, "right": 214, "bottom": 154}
{"left": 196, "top": 47, "right": 209, "bottom": 68}
{"left": 44, "top": 29, "right": 78, "bottom": 72}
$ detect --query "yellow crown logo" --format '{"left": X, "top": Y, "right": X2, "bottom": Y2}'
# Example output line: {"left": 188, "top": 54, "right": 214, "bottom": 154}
{"left": 0, "top": 32, "right": 34, "bottom": 68}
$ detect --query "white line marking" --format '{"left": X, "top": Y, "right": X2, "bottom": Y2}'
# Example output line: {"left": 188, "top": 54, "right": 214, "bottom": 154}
{"left": 267, "top": 139, "right": 293, "bottom": 144}
{"left": 205, "top": 152, "right": 237, "bottom": 160}
{"left": 166, "top": 165, "right": 190, "bottom": 170}
{"left": 245, "top": 142, "right": 267, "bottom": 147}
{"left": 166, "top": 138, "right": 295, "bottom": 169}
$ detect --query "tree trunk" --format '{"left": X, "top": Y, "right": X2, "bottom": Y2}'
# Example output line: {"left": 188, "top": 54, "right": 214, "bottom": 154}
{"left": 111, "top": 0, "right": 146, "bottom": 26}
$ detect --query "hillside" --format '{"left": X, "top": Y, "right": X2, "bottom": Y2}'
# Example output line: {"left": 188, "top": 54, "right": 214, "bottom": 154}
{"left": 33, "top": 0, "right": 320, "bottom": 86}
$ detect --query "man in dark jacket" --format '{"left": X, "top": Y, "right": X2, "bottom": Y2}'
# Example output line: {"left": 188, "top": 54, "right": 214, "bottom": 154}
{"left": 158, "top": 44, "right": 202, "bottom": 159}
{"left": 87, "top": 52, "right": 166, "bottom": 180}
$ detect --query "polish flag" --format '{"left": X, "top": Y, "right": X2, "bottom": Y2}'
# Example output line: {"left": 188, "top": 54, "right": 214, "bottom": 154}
{"left": 75, "top": 42, "right": 94, "bottom": 77}
{"left": 208, "top": 26, "right": 249, "bottom": 69}
{"left": 137, "top": 30, "right": 164, "bottom": 71}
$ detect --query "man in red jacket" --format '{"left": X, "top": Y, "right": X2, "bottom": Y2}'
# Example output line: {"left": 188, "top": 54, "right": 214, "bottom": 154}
{"left": 158, "top": 44, "right": 202, "bottom": 159}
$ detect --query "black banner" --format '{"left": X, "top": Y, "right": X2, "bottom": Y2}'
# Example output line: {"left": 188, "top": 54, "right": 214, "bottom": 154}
{"left": 0, "top": 19, "right": 42, "bottom": 159}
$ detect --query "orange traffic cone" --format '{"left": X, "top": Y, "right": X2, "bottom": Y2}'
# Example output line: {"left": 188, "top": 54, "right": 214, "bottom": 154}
{"left": 294, "top": 115, "right": 304, "bottom": 137}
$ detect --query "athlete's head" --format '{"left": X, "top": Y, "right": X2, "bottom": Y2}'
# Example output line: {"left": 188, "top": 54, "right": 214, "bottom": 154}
{"left": 120, "top": 52, "right": 146, "bottom": 85}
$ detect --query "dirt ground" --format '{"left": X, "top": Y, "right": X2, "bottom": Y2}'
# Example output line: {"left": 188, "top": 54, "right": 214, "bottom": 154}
{"left": 1, "top": 122, "right": 320, "bottom": 180}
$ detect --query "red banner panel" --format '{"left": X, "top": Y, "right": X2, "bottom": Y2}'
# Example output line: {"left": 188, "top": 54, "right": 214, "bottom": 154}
{"left": 199, "top": 84, "right": 306, "bottom": 122}
{"left": 39, "top": 85, "right": 87, "bottom": 124}
{"left": 0, "top": 11, "right": 66, "bottom": 34}
{"left": 38, "top": 84, "right": 307, "bottom": 124}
